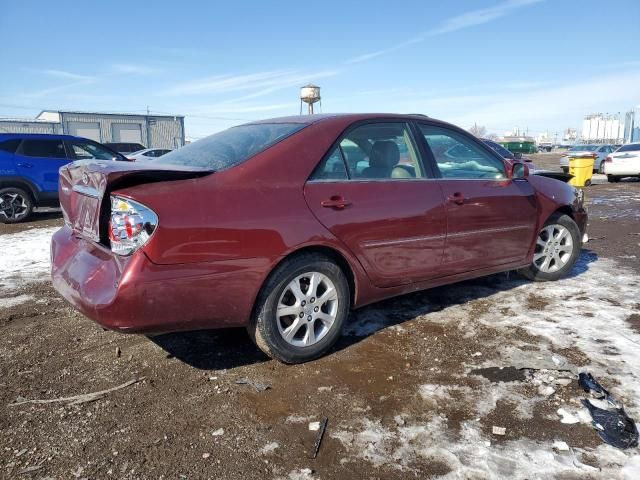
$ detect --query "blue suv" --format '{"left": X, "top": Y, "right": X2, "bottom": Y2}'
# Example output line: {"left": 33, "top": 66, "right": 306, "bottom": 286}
{"left": 0, "top": 133, "right": 125, "bottom": 223}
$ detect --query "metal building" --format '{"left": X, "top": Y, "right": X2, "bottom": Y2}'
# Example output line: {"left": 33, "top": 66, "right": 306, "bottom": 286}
{"left": 0, "top": 118, "right": 61, "bottom": 135}
{"left": 581, "top": 113, "right": 624, "bottom": 144}
{"left": 0, "top": 110, "right": 185, "bottom": 149}
{"left": 38, "top": 111, "right": 185, "bottom": 149}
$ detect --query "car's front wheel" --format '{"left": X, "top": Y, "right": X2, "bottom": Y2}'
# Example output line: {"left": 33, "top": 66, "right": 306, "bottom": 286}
{"left": 248, "top": 253, "right": 350, "bottom": 364}
{"left": 0, "top": 187, "right": 33, "bottom": 224}
{"left": 519, "top": 213, "right": 581, "bottom": 282}
{"left": 607, "top": 175, "right": 620, "bottom": 183}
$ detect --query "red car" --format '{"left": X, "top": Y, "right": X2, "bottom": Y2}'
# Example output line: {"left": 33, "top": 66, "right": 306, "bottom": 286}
{"left": 51, "top": 114, "right": 587, "bottom": 363}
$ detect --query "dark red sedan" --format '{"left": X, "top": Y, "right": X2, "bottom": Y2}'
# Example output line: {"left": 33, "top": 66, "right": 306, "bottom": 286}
{"left": 51, "top": 114, "right": 587, "bottom": 363}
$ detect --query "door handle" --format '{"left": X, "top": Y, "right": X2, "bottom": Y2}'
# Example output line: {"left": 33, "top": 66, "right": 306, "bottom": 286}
{"left": 17, "top": 162, "right": 33, "bottom": 168}
{"left": 447, "top": 192, "right": 466, "bottom": 205}
{"left": 321, "top": 196, "right": 352, "bottom": 210}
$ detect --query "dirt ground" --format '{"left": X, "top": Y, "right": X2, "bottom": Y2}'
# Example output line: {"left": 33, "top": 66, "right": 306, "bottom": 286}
{"left": 1, "top": 155, "right": 639, "bottom": 479}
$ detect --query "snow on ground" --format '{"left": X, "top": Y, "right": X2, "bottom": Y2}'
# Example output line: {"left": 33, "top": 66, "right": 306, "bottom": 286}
{"left": 0, "top": 227, "right": 58, "bottom": 304}
{"left": 336, "top": 252, "right": 640, "bottom": 478}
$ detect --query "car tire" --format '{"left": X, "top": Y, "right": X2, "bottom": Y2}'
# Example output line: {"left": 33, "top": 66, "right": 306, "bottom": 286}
{"left": 518, "top": 213, "right": 581, "bottom": 282}
{"left": 247, "top": 253, "right": 350, "bottom": 364}
{"left": 607, "top": 175, "right": 620, "bottom": 183}
{"left": 0, "top": 187, "right": 34, "bottom": 224}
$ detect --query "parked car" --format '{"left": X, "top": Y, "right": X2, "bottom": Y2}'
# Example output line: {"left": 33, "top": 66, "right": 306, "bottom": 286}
{"left": 127, "top": 148, "right": 172, "bottom": 161}
{"left": 604, "top": 143, "right": 640, "bottom": 182}
{"left": 51, "top": 114, "right": 587, "bottom": 364}
{"left": 104, "top": 142, "right": 146, "bottom": 155}
{"left": 0, "top": 133, "right": 126, "bottom": 223}
{"left": 482, "top": 139, "right": 536, "bottom": 171}
{"left": 560, "top": 144, "right": 614, "bottom": 174}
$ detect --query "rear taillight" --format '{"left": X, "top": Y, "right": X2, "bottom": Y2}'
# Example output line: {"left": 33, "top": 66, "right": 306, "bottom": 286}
{"left": 108, "top": 195, "right": 157, "bottom": 255}
{"left": 605, "top": 156, "right": 613, "bottom": 163}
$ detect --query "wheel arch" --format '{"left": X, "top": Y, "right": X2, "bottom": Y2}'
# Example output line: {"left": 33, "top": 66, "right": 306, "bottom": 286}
{"left": 0, "top": 177, "right": 40, "bottom": 203}
{"left": 250, "top": 244, "right": 360, "bottom": 323}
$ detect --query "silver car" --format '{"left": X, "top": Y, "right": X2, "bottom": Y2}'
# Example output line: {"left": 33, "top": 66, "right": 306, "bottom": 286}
{"left": 560, "top": 144, "right": 614, "bottom": 173}
{"left": 127, "top": 148, "right": 172, "bottom": 161}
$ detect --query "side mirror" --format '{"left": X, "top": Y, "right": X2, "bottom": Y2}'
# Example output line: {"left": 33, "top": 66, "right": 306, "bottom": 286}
{"left": 513, "top": 152, "right": 523, "bottom": 160}
{"left": 511, "top": 161, "right": 529, "bottom": 179}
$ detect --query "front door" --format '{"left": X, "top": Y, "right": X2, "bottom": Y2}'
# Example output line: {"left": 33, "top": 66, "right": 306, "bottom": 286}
{"left": 14, "top": 138, "right": 71, "bottom": 193}
{"left": 416, "top": 123, "right": 537, "bottom": 273}
{"left": 304, "top": 121, "right": 447, "bottom": 287}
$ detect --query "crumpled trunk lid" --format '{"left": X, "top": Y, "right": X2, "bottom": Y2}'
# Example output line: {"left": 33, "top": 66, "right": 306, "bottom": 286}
{"left": 59, "top": 160, "right": 211, "bottom": 243}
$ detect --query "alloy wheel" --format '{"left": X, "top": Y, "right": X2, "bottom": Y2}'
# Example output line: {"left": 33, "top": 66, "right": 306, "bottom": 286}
{"left": 276, "top": 272, "right": 339, "bottom": 347}
{"left": 533, "top": 224, "right": 574, "bottom": 273}
{"left": 0, "top": 193, "right": 29, "bottom": 221}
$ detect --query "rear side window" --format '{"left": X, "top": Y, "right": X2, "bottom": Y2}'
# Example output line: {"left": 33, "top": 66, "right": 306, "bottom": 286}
{"left": 310, "top": 148, "right": 349, "bottom": 181}
{"left": 150, "top": 123, "right": 306, "bottom": 170}
{"left": 20, "top": 139, "right": 67, "bottom": 159}
{"left": 0, "top": 139, "right": 21, "bottom": 153}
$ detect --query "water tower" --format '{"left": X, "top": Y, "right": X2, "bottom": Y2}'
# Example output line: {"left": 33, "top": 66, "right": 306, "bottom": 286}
{"left": 300, "top": 84, "right": 321, "bottom": 115}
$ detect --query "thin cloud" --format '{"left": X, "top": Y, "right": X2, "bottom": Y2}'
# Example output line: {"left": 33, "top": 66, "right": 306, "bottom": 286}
{"left": 347, "top": 0, "right": 543, "bottom": 64}
{"left": 36, "top": 69, "right": 95, "bottom": 82}
{"left": 163, "top": 69, "right": 339, "bottom": 97}
{"left": 111, "top": 63, "right": 161, "bottom": 75}
{"left": 429, "top": 0, "right": 543, "bottom": 35}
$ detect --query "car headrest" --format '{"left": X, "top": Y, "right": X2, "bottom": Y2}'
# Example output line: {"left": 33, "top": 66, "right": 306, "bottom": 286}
{"left": 369, "top": 141, "right": 400, "bottom": 169}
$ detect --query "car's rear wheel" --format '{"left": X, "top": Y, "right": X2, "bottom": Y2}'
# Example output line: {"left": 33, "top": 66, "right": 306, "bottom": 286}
{"left": 607, "top": 175, "right": 620, "bottom": 183}
{"left": 248, "top": 253, "right": 350, "bottom": 364}
{"left": 518, "top": 213, "right": 581, "bottom": 282}
{"left": 0, "top": 187, "right": 33, "bottom": 224}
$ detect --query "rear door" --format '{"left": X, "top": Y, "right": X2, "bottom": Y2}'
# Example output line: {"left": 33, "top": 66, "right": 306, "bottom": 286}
{"left": 14, "top": 138, "right": 71, "bottom": 193}
{"left": 416, "top": 123, "right": 537, "bottom": 274}
{"left": 304, "top": 121, "right": 447, "bottom": 287}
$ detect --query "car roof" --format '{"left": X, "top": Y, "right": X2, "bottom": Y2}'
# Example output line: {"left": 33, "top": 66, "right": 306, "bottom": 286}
{"left": 244, "top": 113, "right": 434, "bottom": 126}
{"left": 0, "top": 132, "right": 95, "bottom": 141}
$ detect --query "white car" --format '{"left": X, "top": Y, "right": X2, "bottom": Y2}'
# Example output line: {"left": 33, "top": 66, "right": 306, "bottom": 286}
{"left": 604, "top": 143, "right": 640, "bottom": 182}
{"left": 559, "top": 144, "right": 614, "bottom": 174}
{"left": 127, "top": 148, "right": 172, "bottom": 161}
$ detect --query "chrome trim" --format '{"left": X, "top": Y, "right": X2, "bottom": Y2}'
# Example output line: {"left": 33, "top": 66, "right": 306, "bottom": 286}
{"left": 72, "top": 184, "right": 101, "bottom": 198}
{"left": 448, "top": 224, "right": 530, "bottom": 238}
{"left": 362, "top": 234, "right": 446, "bottom": 248}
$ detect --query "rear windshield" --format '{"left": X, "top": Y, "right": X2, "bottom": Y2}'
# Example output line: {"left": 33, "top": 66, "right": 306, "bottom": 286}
{"left": 616, "top": 144, "right": 640, "bottom": 152}
{"left": 569, "top": 145, "right": 596, "bottom": 151}
{"left": 150, "top": 123, "right": 306, "bottom": 170}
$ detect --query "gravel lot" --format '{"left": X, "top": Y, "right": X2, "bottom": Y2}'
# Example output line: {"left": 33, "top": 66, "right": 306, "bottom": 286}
{"left": 1, "top": 154, "right": 639, "bottom": 479}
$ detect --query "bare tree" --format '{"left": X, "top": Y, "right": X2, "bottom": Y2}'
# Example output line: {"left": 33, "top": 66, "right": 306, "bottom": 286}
{"left": 468, "top": 123, "right": 487, "bottom": 137}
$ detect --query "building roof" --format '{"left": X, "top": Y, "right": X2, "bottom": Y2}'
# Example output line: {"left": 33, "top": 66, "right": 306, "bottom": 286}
{"left": 37, "top": 110, "right": 184, "bottom": 119}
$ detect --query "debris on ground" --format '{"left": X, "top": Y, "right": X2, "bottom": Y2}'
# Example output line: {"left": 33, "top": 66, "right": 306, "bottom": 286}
{"left": 8, "top": 377, "right": 145, "bottom": 407}
{"left": 311, "top": 417, "right": 328, "bottom": 459}
{"left": 492, "top": 426, "right": 506, "bottom": 435}
{"left": 234, "top": 377, "right": 271, "bottom": 392}
{"left": 577, "top": 372, "right": 639, "bottom": 449}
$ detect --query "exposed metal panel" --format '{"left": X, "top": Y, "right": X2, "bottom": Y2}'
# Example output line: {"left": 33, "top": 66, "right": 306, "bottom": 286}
{"left": 112, "top": 123, "right": 143, "bottom": 143}
{"left": 67, "top": 121, "right": 101, "bottom": 141}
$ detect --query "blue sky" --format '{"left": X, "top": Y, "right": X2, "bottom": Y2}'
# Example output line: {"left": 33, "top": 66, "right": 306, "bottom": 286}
{"left": 1, "top": 0, "right": 639, "bottom": 139}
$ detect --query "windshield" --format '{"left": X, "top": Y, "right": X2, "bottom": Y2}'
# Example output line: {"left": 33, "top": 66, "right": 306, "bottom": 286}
{"left": 150, "top": 123, "right": 306, "bottom": 170}
{"left": 569, "top": 145, "right": 596, "bottom": 151}
{"left": 616, "top": 144, "right": 640, "bottom": 152}
{"left": 69, "top": 140, "right": 124, "bottom": 161}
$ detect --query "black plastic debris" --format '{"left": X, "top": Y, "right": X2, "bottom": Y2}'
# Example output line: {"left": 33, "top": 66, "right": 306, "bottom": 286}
{"left": 581, "top": 400, "right": 638, "bottom": 449}
{"left": 578, "top": 372, "right": 638, "bottom": 450}
{"left": 578, "top": 372, "right": 611, "bottom": 399}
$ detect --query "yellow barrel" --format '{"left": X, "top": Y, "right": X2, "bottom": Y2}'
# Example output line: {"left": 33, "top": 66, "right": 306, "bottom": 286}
{"left": 568, "top": 156, "right": 595, "bottom": 187}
